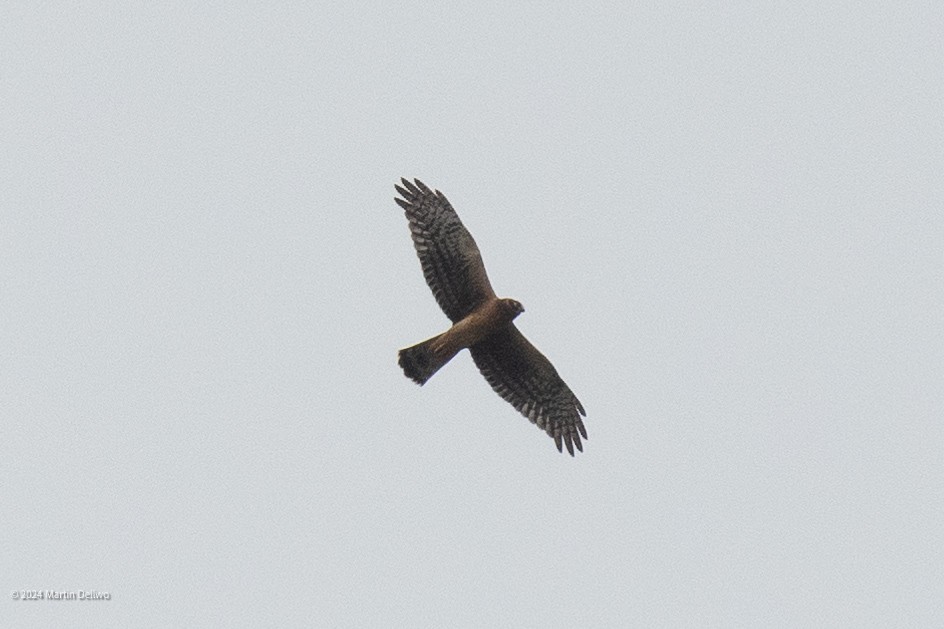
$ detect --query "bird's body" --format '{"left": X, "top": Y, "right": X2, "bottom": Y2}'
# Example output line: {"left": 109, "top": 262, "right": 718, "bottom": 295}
{"left": 399, "top": 297, "right": 524, "bottom": 385}
{"left": 394, "top": 178, "right": 587, "bottom": 455}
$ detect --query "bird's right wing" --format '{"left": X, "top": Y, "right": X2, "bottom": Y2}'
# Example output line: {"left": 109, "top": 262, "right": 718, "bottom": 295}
{"left": 395, "top": 178, "right": 496, "bottom": 323}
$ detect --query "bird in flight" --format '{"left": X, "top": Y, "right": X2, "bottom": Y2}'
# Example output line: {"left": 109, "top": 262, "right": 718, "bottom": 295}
{"left": 394, "top": 178, "right": 588, "bottom": 455}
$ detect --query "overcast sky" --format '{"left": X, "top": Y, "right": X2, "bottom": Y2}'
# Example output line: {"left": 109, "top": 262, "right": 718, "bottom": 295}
{"left": 2, "top": 2, "right": 942, "bottom": 627}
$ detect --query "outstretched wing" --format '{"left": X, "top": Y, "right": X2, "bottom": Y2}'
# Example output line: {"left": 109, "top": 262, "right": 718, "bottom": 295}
{"left": 470, "top": 325, "right": 587, "bottom": 455}
{"left": 395, "top": 178, "right": 496, "bottom": 323}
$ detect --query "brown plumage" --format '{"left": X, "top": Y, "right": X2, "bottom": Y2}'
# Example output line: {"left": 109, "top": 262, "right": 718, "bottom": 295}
{"left": 395, "top": 178, "right": 587, "bottom": 455}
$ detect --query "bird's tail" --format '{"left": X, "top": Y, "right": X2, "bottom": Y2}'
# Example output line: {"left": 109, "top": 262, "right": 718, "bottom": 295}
{"left": 398, "top": 334, "right": 455, "bottom": 385}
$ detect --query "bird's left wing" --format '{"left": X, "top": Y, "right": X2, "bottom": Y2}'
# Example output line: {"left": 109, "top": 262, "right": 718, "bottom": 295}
{"left": 470, "top": 325, "right": 587, "bottom": 455}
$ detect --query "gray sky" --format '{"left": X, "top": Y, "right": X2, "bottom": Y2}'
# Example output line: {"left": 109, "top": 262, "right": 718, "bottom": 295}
{"left": 2, "top": 2, "right": 942, "bottom": 627}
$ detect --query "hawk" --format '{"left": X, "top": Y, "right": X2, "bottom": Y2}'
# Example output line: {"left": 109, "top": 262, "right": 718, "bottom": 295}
{"left": 394, "top": 178, "right": 588, "bottom": 455}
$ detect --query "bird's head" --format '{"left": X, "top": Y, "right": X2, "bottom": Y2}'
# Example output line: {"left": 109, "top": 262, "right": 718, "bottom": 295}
{"left": 500, "top": 298, "right": 525, "bottom": 320}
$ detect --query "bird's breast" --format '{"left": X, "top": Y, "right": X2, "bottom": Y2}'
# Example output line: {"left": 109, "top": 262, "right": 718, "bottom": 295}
{"left": 443, "top": 300, "right": 508, "bottom": 351}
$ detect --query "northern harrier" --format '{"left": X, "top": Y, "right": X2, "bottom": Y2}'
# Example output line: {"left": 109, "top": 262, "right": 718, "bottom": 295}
{"left": 395, "top": 178, "right": 587, "bottom": 455}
